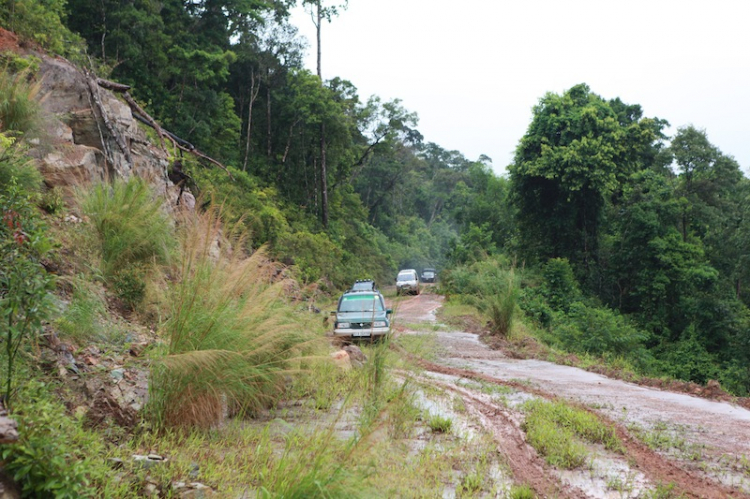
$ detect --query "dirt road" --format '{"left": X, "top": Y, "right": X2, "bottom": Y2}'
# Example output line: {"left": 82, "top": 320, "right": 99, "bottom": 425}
{"left": 393, "top": 291, "right": 750, "bottom": 498}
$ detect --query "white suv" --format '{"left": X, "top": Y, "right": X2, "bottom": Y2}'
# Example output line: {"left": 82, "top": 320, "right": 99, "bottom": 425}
{"left": 396, "top": 269, "right": 420, "bottom": 296}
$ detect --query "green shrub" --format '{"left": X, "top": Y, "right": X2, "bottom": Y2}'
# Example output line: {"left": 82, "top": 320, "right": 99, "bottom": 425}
{"left": 518, "top": 287, "right": 553, "bottom": 328}
{"left": 1, "top": 382, "right": 90, "bottom": 497}
{"left": 509, "top": 484, "right": 536, "bottom": 499}
{"left": 660, "top": 325, "right": 718, "bottom": 385}
{"left": 39, "top": 186, "right": 65, "bottom": 214}
{"left": 0, "top": 52, "right": 40, "bottom": 74}
{"left": 552, "top": 302, "right": 646, "bottom": 356}
{"left": 427, "top": 414, "right": 452, "bottom": 433}
{"left": 0, "top": 179, "right": 54, "bottom": 406}
{"left": 111, "top": 265, "right": 146, "bottom": 311}
{"left": 487, "top": 271, "right": 518, "bottom": 337}
{"left": 542, "top": 258, "right": 581, "bottom": 311}
{"left": 54, "top": 277, "right": 106, "bottom": 344}
{"left": 79, "top": 176, "right": 174, "bottom": 279}
{"left": 273, "top": 229, "right": 345, "bottom": 288}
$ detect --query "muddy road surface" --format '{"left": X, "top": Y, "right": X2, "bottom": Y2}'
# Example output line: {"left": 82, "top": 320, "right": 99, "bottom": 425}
{"left": 392, "top": 291, "right": 750, "bottom": 498}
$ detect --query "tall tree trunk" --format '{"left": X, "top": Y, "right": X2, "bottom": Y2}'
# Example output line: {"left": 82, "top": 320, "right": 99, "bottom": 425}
{"left": 266, "top": 67, "right": 272, "bottom": 158}
{"left": 316, "top": 1, "right": 322, "bottom": 78}
{"left": 315, "top": 1, "right": 329, "bottom": 228}
{"left": 243, "top": 68, "right": 261, "bottom": 171}
{"left": 320, "top": 123, "right": 329, "bottom": 228}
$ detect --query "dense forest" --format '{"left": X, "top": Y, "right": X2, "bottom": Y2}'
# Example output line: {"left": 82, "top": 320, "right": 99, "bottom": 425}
{"left": 2, "top": 0, "right": 749, "bottom": 398}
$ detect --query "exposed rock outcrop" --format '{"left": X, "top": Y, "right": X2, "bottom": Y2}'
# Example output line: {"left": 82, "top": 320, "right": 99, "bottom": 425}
{"left": 31, "top": 54, "right": 171, "bottom": 192}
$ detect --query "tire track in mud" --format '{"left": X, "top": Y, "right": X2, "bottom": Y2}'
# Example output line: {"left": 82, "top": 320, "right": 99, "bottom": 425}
{"left": 406, "top": 370, "right": 579, "bottom": 498}
{"left": 407, "top": 354, "right": 749, "bottom": 499}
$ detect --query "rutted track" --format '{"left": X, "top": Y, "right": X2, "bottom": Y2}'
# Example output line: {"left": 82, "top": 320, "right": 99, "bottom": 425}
{"left": 392, "top": 291, "right": 750, "bottom": 498}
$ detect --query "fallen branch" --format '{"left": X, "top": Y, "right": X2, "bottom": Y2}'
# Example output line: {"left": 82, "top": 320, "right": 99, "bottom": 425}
{"left": 101, "top": 73, "right": 234, "bottom": 180}
{"left": 131, "top": 112, "right": 233, "bottom": 180}
{"left": 122, "top": 92, "right": 167, "bottom": 153}
{"left": 85, "top": 71, "right": 132, "bottom": 172}
{"left": 96, "top": 77, "right": 131, "bottom": 92}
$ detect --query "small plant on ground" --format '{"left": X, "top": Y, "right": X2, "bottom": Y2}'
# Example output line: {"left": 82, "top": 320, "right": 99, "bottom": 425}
{"left": 509, "top": 483, "right": 536, "bottom": 498}
{"left": 521, "top": 398, "right": 622, "bottom": 469}
{"left": 0, "top": 380, "right": 115, "bottom": 497}
{"left": 54, "top": 276, "right": 106, "bottom": 344}
{"left": 640, "top": 482, "right": 687, "bottom": 499}
{"left": 427, "top": 413, "right": 453, "bottom": 433}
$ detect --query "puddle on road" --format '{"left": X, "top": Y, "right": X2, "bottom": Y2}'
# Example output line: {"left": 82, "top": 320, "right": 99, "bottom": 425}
{"left": 558, "top": 451, "right": 649, "bottom": 499}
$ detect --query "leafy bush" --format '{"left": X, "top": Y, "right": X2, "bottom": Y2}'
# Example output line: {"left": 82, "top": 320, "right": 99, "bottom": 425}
{"left": 0, "top": 179, "right": 54, "bottom": 406}
{"left": 660, "top": 325, "right": 718, "bottom": 385}
{"left": 551, "top": 302, "right": 646, "bottom": 357}
{"left": 1, "top": 382, "right": 90, "bottom": 497}
{"left": 39, "top": 186, "right": 65, "bottom": 214}
{"left": 148, "top": 207, "right": 312, "bottom": 428}
{"left": 273, "top": 229, "right": 345, "bottom": 288}
{"left": 518, "top": 286, "right": 553, "bottom": 328}
{"left": 542, "top": 258, "right": 581, "bottom": 311}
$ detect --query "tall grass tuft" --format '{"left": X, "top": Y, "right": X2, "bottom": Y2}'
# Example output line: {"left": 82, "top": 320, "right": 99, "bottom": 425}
{"left": 0, "top": 65, "right": 40, "bottom": 136}
{"left": 0, "top": 132, "right": 42, "bottom": 195}
{"left": 79, "top": 176, "right": 174, "bottom": 279}
{"left": 148, "top": 206, "right": 312, "bottom": 429}
{"left": 488, "top": 269, "right": 518, "bottom": 337}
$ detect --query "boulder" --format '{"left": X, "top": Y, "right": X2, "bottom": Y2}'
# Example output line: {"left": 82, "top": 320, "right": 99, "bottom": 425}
{"left": 330, "top": 350, "right": 351, "bottom": 370}
{"left": 343, "top": 345, "right": 368, "bottom": 368}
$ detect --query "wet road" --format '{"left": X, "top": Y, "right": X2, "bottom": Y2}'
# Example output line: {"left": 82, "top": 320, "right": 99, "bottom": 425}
{"left": 394, "top": 291, "right": 750, "bottom": 495}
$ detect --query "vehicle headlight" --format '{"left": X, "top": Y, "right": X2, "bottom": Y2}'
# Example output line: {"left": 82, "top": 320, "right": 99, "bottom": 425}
{"left": 337, "top": 322, "right": 350, "bottom": 328}
{"left": 373, "top": 321, "right": 387, "bottom": 327}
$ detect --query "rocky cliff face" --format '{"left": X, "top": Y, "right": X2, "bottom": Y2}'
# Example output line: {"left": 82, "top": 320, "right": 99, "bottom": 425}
{"left": 32, "top": 55, "right": 169, "bottom": 185}
{"left": 2, "top": 37, "right": 193, "bottom": 207}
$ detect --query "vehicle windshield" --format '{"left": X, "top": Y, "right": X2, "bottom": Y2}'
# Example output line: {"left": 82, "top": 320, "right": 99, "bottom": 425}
{"left": 338, "top": 294, "right": 384, "bottom": 312}
{"left": 397, "top": 273, "right": 414, "bottom": 282}
{"left": 351, "top": 281, "right": 374, "bottom": 291}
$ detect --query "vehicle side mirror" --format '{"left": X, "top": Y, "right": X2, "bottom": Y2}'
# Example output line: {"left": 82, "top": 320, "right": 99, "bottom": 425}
{"left": 386, "top": 309, "right": 393, "bottom": 315}
{"left": 329, "top": 311, "right": 336, "bottom": 316}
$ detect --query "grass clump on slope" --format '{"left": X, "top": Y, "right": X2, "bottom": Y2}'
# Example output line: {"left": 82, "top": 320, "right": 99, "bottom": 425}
{"left": 148, "top": 205, "right": 313, "bottom": 429}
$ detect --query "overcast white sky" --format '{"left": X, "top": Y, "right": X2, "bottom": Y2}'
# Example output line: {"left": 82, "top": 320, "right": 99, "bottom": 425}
{"left": 290, "top": 1, "right": 750, "bottom": 175}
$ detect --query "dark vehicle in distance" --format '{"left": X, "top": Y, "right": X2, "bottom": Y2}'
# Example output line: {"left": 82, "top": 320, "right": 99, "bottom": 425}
{"left": 351, "top": 279, "right": 377, "bottom": 292}
{"left": 421, "top": 268, "right": 437, "bottom": 283}
{"left": 332, "top": 290, "right": 392, "bottom": 339}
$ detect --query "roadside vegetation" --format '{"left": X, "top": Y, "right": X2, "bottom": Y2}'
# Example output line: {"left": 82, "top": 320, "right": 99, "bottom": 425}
{"left": 1, "top": 0, "right": 749, "bottom": 495}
